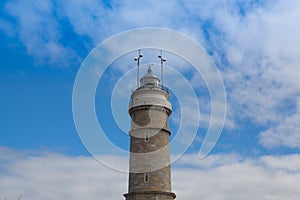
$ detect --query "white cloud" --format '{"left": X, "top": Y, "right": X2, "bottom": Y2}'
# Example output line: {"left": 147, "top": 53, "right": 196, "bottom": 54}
{"left": 4, "top": 0, "right": 77, "bottom": 67}
{"left": 173, "top": 153, "right": 300, "bottom": 200}
{"left": 182, "top": 0, "right": 300, "bottom": 150}
{"left": 0, "top": 147, "right": 127, "bottom": 200}
{"left": 59, "top": 0, "right": 113, "bottom": 44}
{"left": 3, "top": 0, "right": 300, "bottom": 149}
{"left": 173, "top": 153, "right": 243, "bottom": 169}
{"left": 261, "top": 154, "right": 300, "bottom": 173}
{"left": 259, "top": 98, "right": 300, "bottom": 149}
{"left": 207, "top": 0, "right": 300, "bottom": 126}
{"left": 1, "top": 148, "right": 300, "bottom": 200}
{"left": 2, "top": 0, "right": 206, "bottom": 66}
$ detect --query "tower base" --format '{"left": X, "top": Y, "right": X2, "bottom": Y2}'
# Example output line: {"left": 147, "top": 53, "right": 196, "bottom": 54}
{"left": 124, "top": 191, "right": 176, "bottom": 200}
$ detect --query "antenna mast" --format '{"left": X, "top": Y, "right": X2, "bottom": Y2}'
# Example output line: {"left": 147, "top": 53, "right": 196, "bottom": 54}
{"left": 158, "top": 50, "right": 166, "bottom": 88}
{"left": 134, "top": 49, "right": 143, "bottom": 88}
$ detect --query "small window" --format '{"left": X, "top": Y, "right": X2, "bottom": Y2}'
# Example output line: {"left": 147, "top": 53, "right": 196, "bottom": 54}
{"left": 132, "top": 112, "right": 135, "bottom": 120}
{"left": 145, "top": 134, "right": 149, "bottom": 142}
{"left": 144, "top": 173, "right": 149, "bottom": 183}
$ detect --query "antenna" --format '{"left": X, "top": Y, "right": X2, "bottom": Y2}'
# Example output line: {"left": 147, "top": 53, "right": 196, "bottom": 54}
{"left": 158, "top": 50, "right": 166, "bottom": 88}
{"left": 134, "top": 49, "right": 143, "bottom": 88}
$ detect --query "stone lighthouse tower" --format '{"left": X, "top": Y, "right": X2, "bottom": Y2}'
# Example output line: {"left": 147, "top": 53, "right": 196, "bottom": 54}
{"left": 123, "top": 66, "right": 176, "bottom": 200}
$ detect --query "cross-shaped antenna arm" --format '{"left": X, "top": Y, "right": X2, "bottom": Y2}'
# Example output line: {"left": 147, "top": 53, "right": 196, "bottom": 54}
{"left": 134, "top": 54, "right": 143, "bottom": 61}
{"left": 158, "top": 55, "right": 166, "bottom": 62}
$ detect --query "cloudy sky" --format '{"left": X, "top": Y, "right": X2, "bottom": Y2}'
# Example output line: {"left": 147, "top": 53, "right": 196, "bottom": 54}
{"left": 1, "top": 0, "right": 300, "bottom": 199}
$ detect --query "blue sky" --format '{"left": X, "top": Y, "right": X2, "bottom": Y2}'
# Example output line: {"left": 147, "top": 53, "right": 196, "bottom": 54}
{"left": 1, "top": 0, "right": 300, "bottom": 199}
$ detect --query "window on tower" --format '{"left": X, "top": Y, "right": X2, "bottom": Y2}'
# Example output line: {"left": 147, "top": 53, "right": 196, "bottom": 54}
{"left": 144, "top": 173, "right": 149, "bottom": 183}
{"left": 145, "top": 134, "right": 149, "bottom": 142}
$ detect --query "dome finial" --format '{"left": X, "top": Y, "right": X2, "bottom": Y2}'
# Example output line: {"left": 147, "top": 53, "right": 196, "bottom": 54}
{"left": 147, "top": 64, "right": 153, "bottom": 74}
{"left": 140, "top": 64, "right": 159, "bottom": 86}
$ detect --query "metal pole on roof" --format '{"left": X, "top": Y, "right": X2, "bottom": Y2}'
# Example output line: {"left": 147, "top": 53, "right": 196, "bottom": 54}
{"left": 158, "top": 50, "right": 166, "bottom": 88}
{"left": 134, "top": 49, "right": 143, "bottom": 88}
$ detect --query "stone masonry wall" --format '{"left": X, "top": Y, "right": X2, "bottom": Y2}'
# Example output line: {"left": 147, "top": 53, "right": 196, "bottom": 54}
{"left": 125, "top": 95, "right": 176, "bottom": 200}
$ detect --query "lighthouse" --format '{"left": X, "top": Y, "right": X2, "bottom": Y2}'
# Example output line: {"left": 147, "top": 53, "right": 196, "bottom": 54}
{"left": 123, "top": 65, "right": 176, "bottom": 200}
